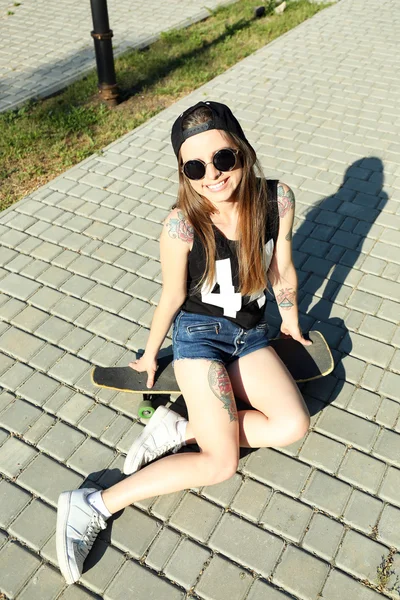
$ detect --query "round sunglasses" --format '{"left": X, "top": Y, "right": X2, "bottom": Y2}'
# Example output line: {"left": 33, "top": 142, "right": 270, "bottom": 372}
{"left": 181, "top": 148, "right": 240, "bottom": 181}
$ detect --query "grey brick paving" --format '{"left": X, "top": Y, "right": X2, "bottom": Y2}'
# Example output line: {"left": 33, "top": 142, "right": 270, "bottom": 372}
{"left": 243, "top": 448, "right": 311, "bottom": 496}
{"left": 230, "top": 478, "right": 272, "bottom": 522}
{"left": 315, "top": 405, "right": 379, "bottom": 451}
{"left": 200, "top": 472, "right": 242, "bottom": 507}
{"left": 0, "top": 398, "right": 42, "bottom": 435}
{"left": 195, "top": 554, "right": 253, "bottom": 600}
{"left": 299, "top": 431, "right": 346, "bottom": 473}
{"left": 209, "top": 512, "right": 284, "bottom": 577}
{"left": 335, "top": 529, "right": 390, "bottom": 583}
{"left": 0, "top": 541, "right": 42, "bottom": 598}
{"left": 302, "top": 513, "right": 344, "bottom": 562}
{"left": 38, "top": 422, "right": 86, "bottom": 462}
{"left": 377, "top": 504, "right": 400, "bottom": 548}
{"left": 321, "top": 569, "right": 384, "bottom": 600}
{"left": 260, "top": 493, "right": 313, "bottom": 544}
{"left": 0, "top": 480, "right": 31, "bottom": 528}
{"left": 80, "top": 540, "right": 126, "bottom": 595}
{"left": 2, "top": 0, "right": 400, "bottom": 597}
{"left": 338, "top": 449, "right": 386, "bottom": 493}
{"left": 150, "top": 490, "right": 186, "bottom": 522}
{"left": 272, "top": 545, "right": 329, "bottom": 600}
{"left": 9, "top": 499, "right": 56, "bottom": 551}
{"left": 17, "top": 454, "right": 84, "bottom": 507}
{"left": 301, "top": 470, "right": 352, "bottom": 518}
{"left": 144, "top": 526, "right": 181, "bottom": 571}
{"left": 67, "top": 437, "right": 115, "bottom": 478}
{"left": 109, "top": 506, "right": 159, "bottom": 556}
{"left": 169, "top": 493, "right": 223, "bottom": 543}
{"left": 164, "top": 537, "right": 210, "bottom": 590}
{"left": 0, "top": 436, "right": 37, "bottom": 478}
{"left": 17, "top": 564, "right": 65, "bottom": 600}
{"left": 343, "top": 489, "right": 383, "bottom": 536}
{"left": 103, "top": 559, "right": 184, "bottom": 600}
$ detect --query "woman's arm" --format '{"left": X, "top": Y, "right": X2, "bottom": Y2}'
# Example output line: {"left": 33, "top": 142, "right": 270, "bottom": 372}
{"left": 129, "top": 208, "right": 193, "bottom": 386}
{"left": 267, "top": 182, "right": 310, "bottom": 345}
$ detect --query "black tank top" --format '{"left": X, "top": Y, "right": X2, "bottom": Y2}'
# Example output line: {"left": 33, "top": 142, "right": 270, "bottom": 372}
{"left": 181, "top": 179, "right": 280, "bottom": 329}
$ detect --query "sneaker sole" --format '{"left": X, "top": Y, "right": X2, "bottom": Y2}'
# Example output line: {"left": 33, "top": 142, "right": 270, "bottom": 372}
{"left": 56, "top": 491, "right": 76, "bottom": 585}
{"left": 123, "top": 406, "right": 170, "bottom": 475}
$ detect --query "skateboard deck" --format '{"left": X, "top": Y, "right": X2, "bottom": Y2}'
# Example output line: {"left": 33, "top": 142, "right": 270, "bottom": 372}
{"left": 92, "top": 331, "right": 333, "bottom": 417}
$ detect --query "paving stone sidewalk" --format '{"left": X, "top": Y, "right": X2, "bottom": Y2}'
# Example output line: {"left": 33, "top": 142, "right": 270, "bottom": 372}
{"left": 1, "top": 0, "right": 400, "bottom": 598}
{"left": 0, "top": 0, "right": 237, "bottom": 113}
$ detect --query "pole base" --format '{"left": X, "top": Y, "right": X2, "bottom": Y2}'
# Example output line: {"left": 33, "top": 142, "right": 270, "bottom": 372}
{"left": 98, "top": 82, "right": 119, "bottom": 107}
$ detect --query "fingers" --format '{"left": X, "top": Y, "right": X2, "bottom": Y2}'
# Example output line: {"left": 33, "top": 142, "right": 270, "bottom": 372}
{"left": 146, "top": 366, "right": 158, "bottom": 389}
{"left": 279, "top": 332, "right": 292, "bottom": 339}
{"left": 295, "top": 332, "right": 312, "bottom": 346}
{"left": 128, "top": 359, "right": 158, "bottom": 387}
{"left": 280, "top": 330, "right": 313, "bottom": 346}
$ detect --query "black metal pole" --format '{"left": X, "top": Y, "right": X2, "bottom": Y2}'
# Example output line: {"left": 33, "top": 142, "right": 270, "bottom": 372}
{"left": 90, "top": 0, "right": 119, "bottom": 106}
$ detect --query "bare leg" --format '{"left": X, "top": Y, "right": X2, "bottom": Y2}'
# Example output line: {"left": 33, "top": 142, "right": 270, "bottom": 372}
{"left": 103, "top": 359, "right": 239, "bottom": 515}
{"left": 103, "top": 451, "right": 226, "bottom": 514}
{"left": 184, "top": 346, "right": 310, "bottom": 448}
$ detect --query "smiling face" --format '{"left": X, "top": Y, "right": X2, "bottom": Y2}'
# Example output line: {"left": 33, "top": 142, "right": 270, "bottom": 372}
{"left": 180, "top": 129, "right": 243, "bottom": 206}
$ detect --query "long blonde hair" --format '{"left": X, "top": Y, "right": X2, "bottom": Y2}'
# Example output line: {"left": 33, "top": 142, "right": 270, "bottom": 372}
{"left": 176, "top": 106, "right": 270, "bottom": 296}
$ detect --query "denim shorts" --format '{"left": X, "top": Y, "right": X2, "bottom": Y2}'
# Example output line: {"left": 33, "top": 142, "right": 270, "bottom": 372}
{"left": 173, "top": 310, "right": 270, "bottom": 364}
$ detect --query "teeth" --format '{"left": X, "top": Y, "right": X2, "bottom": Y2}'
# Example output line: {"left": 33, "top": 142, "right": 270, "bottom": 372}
{"left": 207, "top": 179, "right": 227, "bottom": 191}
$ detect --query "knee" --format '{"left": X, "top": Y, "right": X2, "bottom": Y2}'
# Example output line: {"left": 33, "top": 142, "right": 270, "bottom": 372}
{"left": 278, "top": 412, "right": 310, "bottom": 447}
{"left": 201, "top": 452, "right": 239, "bottom": 485}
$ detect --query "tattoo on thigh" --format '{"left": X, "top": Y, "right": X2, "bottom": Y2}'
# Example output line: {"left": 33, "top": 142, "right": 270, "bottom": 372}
{"left": 208, "top": 363, "right": 238, "bottom": 422}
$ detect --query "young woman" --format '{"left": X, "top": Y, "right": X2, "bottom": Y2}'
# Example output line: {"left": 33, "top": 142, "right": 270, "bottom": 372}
{"left": 56, "top": 100, "right": 311, "bottom": 585}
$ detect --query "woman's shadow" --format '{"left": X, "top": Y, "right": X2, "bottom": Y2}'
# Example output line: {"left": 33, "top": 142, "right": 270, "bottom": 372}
{"left": 266, "top": 156, "right": 388, "bottom": 419}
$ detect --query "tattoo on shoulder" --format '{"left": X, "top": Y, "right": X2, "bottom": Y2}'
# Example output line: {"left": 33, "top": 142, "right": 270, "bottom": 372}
{"left": 208, "top": 362, "right": 238, "bottom": 422}
{"left": 276, "top": 287, "right": 296, "bottom": 310}
{"left": 277, "top": 184, "right": 295, "bottom": 219}
{"left": 166, "top": 211, "right": 194, "bottom": 243}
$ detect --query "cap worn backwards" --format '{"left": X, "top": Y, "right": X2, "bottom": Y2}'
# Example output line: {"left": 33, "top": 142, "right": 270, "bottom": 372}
{"left": 171, "top": 100, "right": 255, "bottom": 158}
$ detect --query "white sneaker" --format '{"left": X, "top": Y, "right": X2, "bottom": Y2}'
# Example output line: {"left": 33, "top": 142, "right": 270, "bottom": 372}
{"left": 56, "top": 488, "right": 107, "bottom": 585}
{"left": 123, "top": 405, "right": 187, "bottom": 475}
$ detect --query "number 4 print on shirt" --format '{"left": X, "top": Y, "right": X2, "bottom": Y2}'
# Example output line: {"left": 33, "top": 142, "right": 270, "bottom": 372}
{"left": 201, "top": 258, "right": 242, "bottom": 318}
{"left": 201, "top": 240, "right": 274, "bottom": 317}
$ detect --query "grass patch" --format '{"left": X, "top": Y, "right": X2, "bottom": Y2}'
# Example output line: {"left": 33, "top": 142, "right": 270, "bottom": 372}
{"left": 1, "top": 0, "right": 332, "bottom": 211}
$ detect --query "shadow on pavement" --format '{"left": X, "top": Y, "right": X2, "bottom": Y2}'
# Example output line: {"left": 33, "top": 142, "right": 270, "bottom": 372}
{"left": 291, "top": 156, "right": 387, "bottom": 415}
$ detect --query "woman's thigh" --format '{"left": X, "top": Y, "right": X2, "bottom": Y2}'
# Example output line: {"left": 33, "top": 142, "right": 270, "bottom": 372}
{"left": 174, "top": 359, "right": 239, "bottom": 469}
{"left": 227, "top": 346, "right": 310, "bottom": 425}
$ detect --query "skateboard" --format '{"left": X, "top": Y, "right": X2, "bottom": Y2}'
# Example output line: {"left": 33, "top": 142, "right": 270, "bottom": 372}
{"left": 92, "top": 330, "right": 333, "bottom": 419}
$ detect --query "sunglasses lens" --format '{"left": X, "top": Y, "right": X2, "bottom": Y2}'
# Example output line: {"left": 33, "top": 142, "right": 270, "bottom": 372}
{"left": 183, "top": 160, "right": 206, "bottom": 180}
{"left": 214, "top": 148, "right": 237, "bottom": 172}
{"left": 183, "top": 149, "right": 238, "bottom": 180}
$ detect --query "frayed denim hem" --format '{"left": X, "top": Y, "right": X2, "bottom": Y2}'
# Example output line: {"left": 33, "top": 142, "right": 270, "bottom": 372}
{"left": 172, "top": 356, "right": 225, "bottom": 368}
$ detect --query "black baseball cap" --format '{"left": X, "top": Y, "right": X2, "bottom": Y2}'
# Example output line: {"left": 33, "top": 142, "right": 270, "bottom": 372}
{"left": 171, "top": 100, "right": 255, "bottom": 158}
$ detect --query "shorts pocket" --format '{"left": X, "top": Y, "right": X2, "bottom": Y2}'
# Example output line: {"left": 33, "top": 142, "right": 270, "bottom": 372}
{"left": 256, "top": 321, "right": 269, "bottom": 331}
{"left": 187, "top": 322, "right": 220, "bottom": 335}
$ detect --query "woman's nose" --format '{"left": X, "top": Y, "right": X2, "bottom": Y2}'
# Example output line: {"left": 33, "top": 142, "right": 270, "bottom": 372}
{"left": 205, "top": 161, "right": 221, "bottom": 179}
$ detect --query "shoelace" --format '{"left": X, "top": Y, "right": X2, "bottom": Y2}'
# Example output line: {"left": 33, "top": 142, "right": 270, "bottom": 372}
{"left": 79, "top": 512, "right": 106, "bottom": 553}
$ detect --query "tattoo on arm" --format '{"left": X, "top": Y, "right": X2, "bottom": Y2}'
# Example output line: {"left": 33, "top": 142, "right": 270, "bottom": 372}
{"left": 208, "top": 362, "right": 238, "bottom": 422}
{"left": 276, "top": 287, "right": 296, "bottom": 310}
{"left": 285, "top": 229, "right": 292, "bottom": 242}
{"left": 166, "top": 211, "right": 194, "bottom": 243}
{"left": 277, "top": 184, "right": 295, "bottom": 219}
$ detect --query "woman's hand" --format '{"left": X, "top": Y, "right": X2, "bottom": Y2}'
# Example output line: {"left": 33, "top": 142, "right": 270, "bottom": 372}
{"left": 129, "top": 354, "right": 158, "bottom": 389}
{"left": 280, "top": 323, "right": 312, "bottom": 346}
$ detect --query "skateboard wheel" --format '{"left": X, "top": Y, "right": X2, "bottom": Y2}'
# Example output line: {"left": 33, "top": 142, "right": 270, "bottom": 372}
{"left": 138, "top": 400, "right": 155, "bottom": 419}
